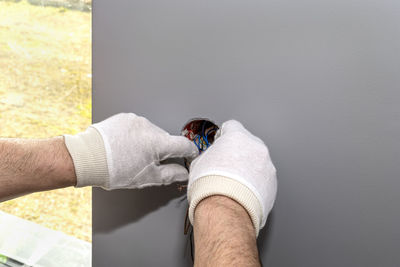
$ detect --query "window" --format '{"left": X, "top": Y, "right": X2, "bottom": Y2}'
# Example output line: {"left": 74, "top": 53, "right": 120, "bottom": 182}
{"left": 0, "top": 0, "right": 91, "bottom": 265}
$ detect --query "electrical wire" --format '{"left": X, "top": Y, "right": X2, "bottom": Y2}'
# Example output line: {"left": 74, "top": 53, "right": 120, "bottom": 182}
{"left": 205, "top": 127, "right": 218, "bottom": 146}
{"left": 192, "top": 121, "right": 218, "bottom": 153}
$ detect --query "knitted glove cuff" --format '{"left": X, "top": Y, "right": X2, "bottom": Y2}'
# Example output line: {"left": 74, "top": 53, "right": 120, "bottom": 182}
{"left": 64, "top": 126, "right": 109, "bottom": 188}
{"left": 188, "top": 175, "right": 263, "bottom": 236}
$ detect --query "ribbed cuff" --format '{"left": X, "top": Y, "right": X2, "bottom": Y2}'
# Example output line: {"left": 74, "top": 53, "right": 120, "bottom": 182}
{"left": 64, "top": 126, "right": 109, "bottom": 188}
{"left": 188, "top": 175, "right": 263, "bottom": 236}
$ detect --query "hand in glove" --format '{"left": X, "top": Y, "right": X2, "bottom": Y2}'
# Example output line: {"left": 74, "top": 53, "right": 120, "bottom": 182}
{"left": 64, "top": 113, "right": 198, "bottom": 190}
{"left": 187, "top": 120, "right": 277, "bottom": 236}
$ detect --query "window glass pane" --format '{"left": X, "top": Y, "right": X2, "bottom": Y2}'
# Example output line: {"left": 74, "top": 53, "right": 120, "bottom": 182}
{"left": 0, "top": 0, "right": 92, "bottom": 243}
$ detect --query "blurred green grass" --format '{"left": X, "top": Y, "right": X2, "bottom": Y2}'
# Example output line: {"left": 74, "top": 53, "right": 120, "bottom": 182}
{"left": 0, "top": 0, "right": 92, "bottom": 242}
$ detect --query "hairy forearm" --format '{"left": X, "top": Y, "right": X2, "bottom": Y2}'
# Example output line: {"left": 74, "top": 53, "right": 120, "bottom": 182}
{"left": 0, "top": 137, "right": 76, "bottom": 202}
{"left": 193, "top": 195, "right": 261, "bottom": 267}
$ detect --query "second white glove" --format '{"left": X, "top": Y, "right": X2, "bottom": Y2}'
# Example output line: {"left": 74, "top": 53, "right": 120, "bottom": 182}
{"left": 187, "top": 120, "right": 277, "bottom": 236}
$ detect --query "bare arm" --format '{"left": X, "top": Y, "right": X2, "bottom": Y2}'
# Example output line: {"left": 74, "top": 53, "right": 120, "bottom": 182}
{"left": 0, "top": 113, "right": 197, "bottom": 201}
{"left": 0, "top": 137, "right": 76, "bottom": 202}
{"left": 188, "top": 120, "right": 277, "bottom": 266}
{"left": 194, "top": 195, "right": 261, "bottom": 267}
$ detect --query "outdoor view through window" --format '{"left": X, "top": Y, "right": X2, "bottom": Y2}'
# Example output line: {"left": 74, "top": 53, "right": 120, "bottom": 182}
{"left": 0, "top": 0, "right": 91, "bottom": 265}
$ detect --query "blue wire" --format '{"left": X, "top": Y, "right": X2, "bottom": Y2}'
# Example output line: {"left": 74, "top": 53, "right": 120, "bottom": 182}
{"left": 201, "top": 121, "right": 207, "bottom": 137}
{"left": 204, "top": 127, "right": 218, "bottom": 147}
{"left": 193, "top": 135, "right": 203, "bottom": 151}
{"left": 193, "top": 123, "right": 219, "bottom": 153}
{"left": 204, "top": 137, "right": 210, "bottom": 147}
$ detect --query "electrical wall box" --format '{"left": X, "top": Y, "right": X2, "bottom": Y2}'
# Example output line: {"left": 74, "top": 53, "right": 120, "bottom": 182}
{"left": 181, "top": 118, "right": 219, "bottom": 168}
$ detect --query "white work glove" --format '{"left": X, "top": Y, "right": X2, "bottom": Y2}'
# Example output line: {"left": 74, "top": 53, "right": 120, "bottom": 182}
{"left": 187, "top": 120, "right": 277, "bottom": 236}
{"left": 64, "top": 113, "right": 198, "bottom": 190}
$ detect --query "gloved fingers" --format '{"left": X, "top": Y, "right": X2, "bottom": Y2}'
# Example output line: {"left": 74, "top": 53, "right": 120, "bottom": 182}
{"left": 158, "top": 163, "right": 190, "bottom": 185}
{"left": 221, "top": 120, "right": 246, "bottom": 134}
{"left": 159, "top": 135, "right": 198, "bottom": 160}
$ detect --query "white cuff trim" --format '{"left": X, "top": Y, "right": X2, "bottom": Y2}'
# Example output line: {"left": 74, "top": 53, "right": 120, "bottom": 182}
{"left": 188, "top": 175, "right": 263, "bottom": 236}
{"left": 64, "top": 126, "right": 109, "bottom": 188}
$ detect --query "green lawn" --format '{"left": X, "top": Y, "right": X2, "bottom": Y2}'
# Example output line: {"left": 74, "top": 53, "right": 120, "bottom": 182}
{"left": 0, "top": 0, "right": 92, "bottom": 242}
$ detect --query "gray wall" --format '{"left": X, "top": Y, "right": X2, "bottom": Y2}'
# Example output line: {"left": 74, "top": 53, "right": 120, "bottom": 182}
{"left": 93, "top": 0, "right": 400, "bottom": 266}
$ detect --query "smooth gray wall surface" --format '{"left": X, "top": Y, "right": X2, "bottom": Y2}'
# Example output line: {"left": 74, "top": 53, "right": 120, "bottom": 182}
{"left": 93, "top": 1, "right": 400, "bottom": 266}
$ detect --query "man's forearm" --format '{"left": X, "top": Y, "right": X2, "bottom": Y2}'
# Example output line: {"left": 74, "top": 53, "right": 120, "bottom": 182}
{"left": 193, "top": 195, "right": 261, "bottom": 267}
{"left": 0, "top": 137, "right": 76, "bottom": 202}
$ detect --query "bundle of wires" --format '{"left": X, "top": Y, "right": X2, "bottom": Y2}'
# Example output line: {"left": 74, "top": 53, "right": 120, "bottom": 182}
{"left": 193, "top": 120, "right": 218, "bottom": 153}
